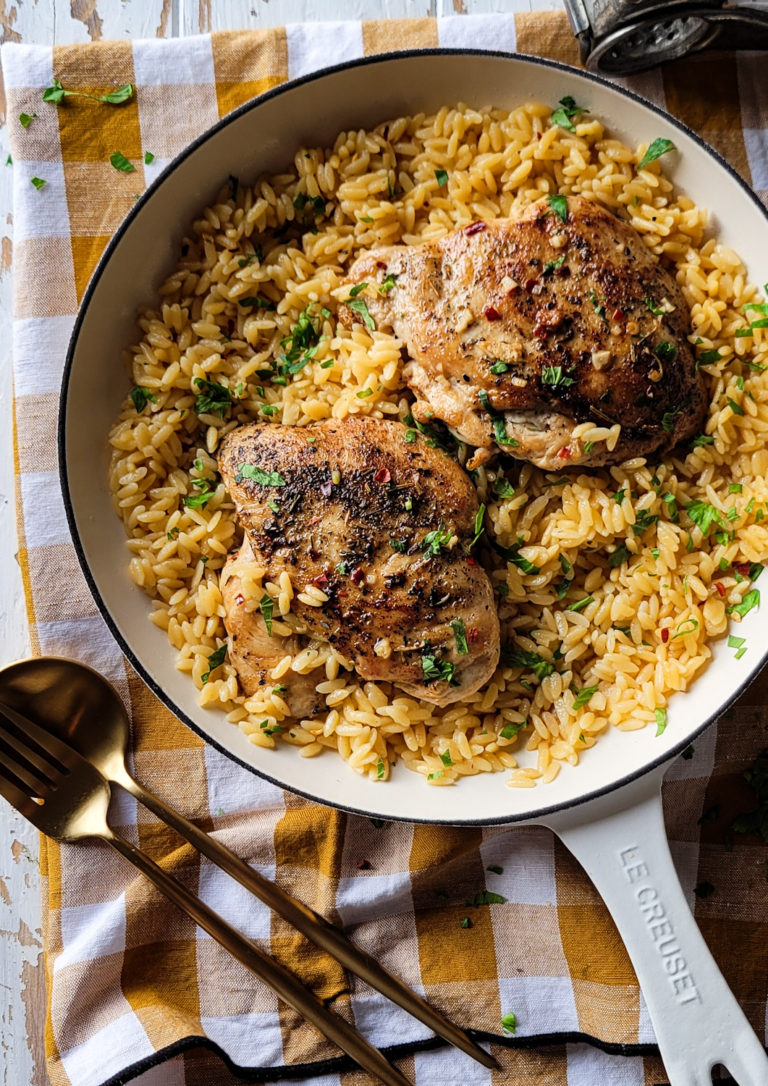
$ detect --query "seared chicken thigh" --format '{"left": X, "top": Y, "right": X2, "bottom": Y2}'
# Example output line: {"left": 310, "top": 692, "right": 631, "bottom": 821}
{"left": 218, "top": 417, "right": 500, "bottom": 707}
{"left": 341, "top": 195, "right": 707, "bottom": 470}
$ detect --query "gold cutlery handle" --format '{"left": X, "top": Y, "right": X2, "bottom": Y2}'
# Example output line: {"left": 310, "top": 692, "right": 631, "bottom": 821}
{"left": 120, "top": 774, "right": 494, "bottom": 1070}
{"left": 105, "top": 828, "right": 412, "bottom": 1086}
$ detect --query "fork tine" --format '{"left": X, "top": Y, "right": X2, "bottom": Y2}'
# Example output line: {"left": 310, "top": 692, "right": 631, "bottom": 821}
{"left": 0, "top": 702, "right": 67, "bottom": 782}
{"left": 0, "top": 740, "right": 52, "bottom": 796}
{"left": 0, "top": 699, "right": 80, "bottom": 770}
{"left": 0, "top": 759, "right": 39, "bottom": 818}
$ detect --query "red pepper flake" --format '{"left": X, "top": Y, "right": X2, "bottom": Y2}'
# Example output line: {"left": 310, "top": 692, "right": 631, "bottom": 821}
{"left": 533, "top": 323, "right": 548, "bottom": 341}
{"left": 557, "top": 447, "right": 572, "bottom": 460}
{"left": 612, "top": 308, "right": 625, "bottom": 322}
{"left": 734, "top": 562, "right": 752, "bottom": 577}
{"left": 466, "top": 556, "right": 478, "bottom": 566}
{"left": 310, "top": 516, "right": 321, "bottom": 525}
{"left": 661, "top": 627, "right": 670, "bottom": 643}
{"left": 350, "top": 568, "right": 364, "bottom": 586}
{"left": 234, "top": 593, "right": 245, "bottom": 606}
{"left": 313, "top": 573, "right": 329, "bottom": 586}
{"left": 374, "top": 467, "right": 391, "bottom": 484}
{"left": 376, "top": 260, "right": 387, "bottom": 269}
{"left": 715, "top": 581, "right": 727, "bottom": 598}
{"left": 484, "top": 305, "right": 501, "bottom": 322}
{"left": 524, "top": 278, "right": 538, "bottom": 293}
{"left": 356, "top": 860, "right": 372, "bottom": 870}
{"left": 468, "top": 627, "right": 480, "bottom": 642}
{"left": 464, "top": 220, "right": 486, "bottom": 236}
{"left": 536, "top": 131, "right": 542, "bottom": 140}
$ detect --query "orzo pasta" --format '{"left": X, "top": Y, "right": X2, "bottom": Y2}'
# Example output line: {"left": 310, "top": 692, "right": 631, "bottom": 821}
{"left": 108, "top": 101, "right": 768, "bottom": 787}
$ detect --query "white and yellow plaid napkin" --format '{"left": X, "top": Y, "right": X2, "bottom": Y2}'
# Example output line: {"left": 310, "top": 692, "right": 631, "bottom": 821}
{"left": 3, "top": 15, "right": 768, "bottom": 1086}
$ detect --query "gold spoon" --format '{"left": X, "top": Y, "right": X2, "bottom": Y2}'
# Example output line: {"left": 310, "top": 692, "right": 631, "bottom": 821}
{"left": 0, "top": 656, "right": 495, "bottom": 1071}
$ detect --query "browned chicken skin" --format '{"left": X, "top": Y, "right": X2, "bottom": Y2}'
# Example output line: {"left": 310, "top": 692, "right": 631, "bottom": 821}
{"left": 341, "top": 195, "right": 707, "bottom": 470}
{"left": 221, "top": 536, "right": 325, "bottom": 717}
{"left": 218, "top": 417, "right": 500, "bottom": 707}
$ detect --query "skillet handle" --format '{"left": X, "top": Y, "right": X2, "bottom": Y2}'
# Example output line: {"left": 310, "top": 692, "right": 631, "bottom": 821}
{"left": 542, "top": 765, "right": 768, "bottom": 1086}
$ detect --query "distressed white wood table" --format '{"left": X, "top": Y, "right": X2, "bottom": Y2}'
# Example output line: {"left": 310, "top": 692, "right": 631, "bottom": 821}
{"left": 1, "top": 3, "right": 578, "bottom": 1082}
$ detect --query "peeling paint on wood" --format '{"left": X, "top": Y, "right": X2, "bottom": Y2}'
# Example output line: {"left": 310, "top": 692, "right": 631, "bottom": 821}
{"left": 0, "top": 877, "right": 10, "bottom": 906}
{"left": 0, "top": 1, "right": 22, "bottom": 45}
{"left": 157, "top": 0, "right": 173, "bottom": 36}
{"left": 69, "top": 0, "right": 103, "bottom": 41}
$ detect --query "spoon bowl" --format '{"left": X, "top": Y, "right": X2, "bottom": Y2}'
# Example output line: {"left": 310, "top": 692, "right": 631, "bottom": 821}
{"left": 0, "top": 656, "right": 131, "bottom": 784}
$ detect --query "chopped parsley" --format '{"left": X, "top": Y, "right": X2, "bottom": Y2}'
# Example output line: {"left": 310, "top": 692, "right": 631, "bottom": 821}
{"left": 440, "top": 749, "right": 453, "bottom": 766}
{"left": 685, "top": 499, "right": 726, "bottom": 536}
{"left": 662, "top": 492, "right": 679, "bottom": 522}
{"left": 30, "top": 176, "right": 46, "bottom": 189}
{"left": 543, "top": 255, "right": 566, "bottom": 274}
{"left": 43, "top": 80, "right": 134, "bottom": 105}
{"left": 494, "top": 478, "right": 515, "bottom": 500}
{"left": 467, "top": 890, "right": 506, "bottom": 906}
{"left": 645, "top": 297, "right": 664, "bottom": 315}
{"left": 541, "top": 365, "right": 575, "bottom": 389}
{"left": 697, "top": 348, "right": 722, "bottom": 365}
{"left": 201, "top": 644, "right": 227, "bottom": 683}
{"left": 275, "top": 306, "right": 325, "bottom": 376}
{"left": 573, "top": 684, "right": 598, "bottom": 710}
{"left": 500, "top": 721, "right": 526, "bottom": 740}
{"left": 183, "top": 472, "right": 216, "bottom": 508}
{"left": 379, "top": 273, "right": 397, "bottom": 294}
{"left": 19, "top": 112, "right": 36, "bottom": 127}
{"left": 728, "top": 397, "right": 745, "bottom": 416}
{"left": 608, "top": 544, "right": 629, "bottom": 568}
{"left": 728, "top": 589, "right": 760, "bottom": 619}
{"left": 478, "top": 390, "right": 518, "bottom": 446}
{"left": 347, "top": 296, "right": 375, "bottom": 331}
{"left": 495, "top": 537, "right": 539, "bottom": 575}
{"left": 260, "top": 594, "right": 274, "bottom": 636}
{"left": 422, "top": 652, "right": 456, "bottom": 685}
{"left": 377, "top": 758, "right": 386, "bottom": 780}
{"left": 691, "top": 433, "right": 715, "bottom": 448}
{"left": 194, "top": 377, "right": 233, "bottom": 416}
{"left": 420, "top": 525, "right": 453, "bottom": 557}
{"left": 550, "top": 95, "right": 588, "bottom": 132}
{"left": 546, "top": 193, "right": 568, "bottom": 223}
{"left": 234, "top": 463, "right": 286, "bottom": 487}
{"left": 613, "top": 488, "right": 626, "bottom": 504}
{"left": 655, "top": 708, "right": 667, "bottom": 736}
{"left": 434, "top": 168, "right": 449, "bottom": 186}
{"left": 503, "top": 646, "right": 554, "bottom": 681}
{"left": 567, "top": 596, "right": 593, "bottom": 612}
{"left": 144, "top": 151, "right": 155, "bottom": 165}
{"left": 637, "top": 137, "right": 676, "bottom": 172}
{"left": 470, "top": 504, "right": 485, "bottom": 549}
{"left": 109, "top": 151, "right": 135, "bottom": 173}
{"left": 556, "top": 553, "right": 574, "bottom": 598}
{"left": 130, "top": 386, "right": 156, "bottom": 413}
{"left": 239, "top": 295, "right": 274, "bottom": 310}
{"left": 451, "top": 618, "right": 469, "bottom": 655}
{"left": 490, "top": 360, "right": 509, "bottom": 375}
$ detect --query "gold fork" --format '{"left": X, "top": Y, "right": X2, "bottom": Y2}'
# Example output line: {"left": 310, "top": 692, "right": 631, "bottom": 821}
{"left": 0, "top": 699, "right": 424, "bottom": 1086}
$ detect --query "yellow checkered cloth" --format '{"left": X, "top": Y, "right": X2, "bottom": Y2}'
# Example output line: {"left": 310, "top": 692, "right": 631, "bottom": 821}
{"left": 3, "top": 16, "right": 768, "bottom": 1086}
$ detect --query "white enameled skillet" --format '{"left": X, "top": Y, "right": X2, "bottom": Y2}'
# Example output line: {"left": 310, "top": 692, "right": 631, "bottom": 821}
{"left": 60, "top": 52, "right": 768, "bottom": 1084}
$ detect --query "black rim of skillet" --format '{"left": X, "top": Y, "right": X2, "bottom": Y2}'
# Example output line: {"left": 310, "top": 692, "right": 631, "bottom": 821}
{"left": 59, "top": 47, "right": 768, "bottom": 828}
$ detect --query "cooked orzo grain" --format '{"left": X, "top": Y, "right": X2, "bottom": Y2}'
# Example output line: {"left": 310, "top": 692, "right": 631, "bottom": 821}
{"left": 108, "top": 101, "right": 768, "bottom": 787}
